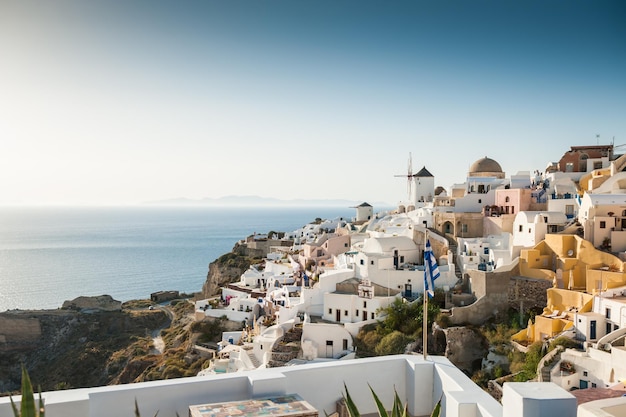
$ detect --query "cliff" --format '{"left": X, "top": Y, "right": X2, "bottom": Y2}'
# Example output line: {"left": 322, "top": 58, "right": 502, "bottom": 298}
{"left": 201, "top": 242, "right": 256, "bottom": 298}
{"left": 0, "top": 303, "right": 168, "bottom": 394}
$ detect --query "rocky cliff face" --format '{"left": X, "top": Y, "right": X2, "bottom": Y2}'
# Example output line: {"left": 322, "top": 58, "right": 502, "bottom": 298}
{"left": 0, "top": 305, "right": 167, "bottom": 394}
{"left": 201, "top": 244, "right": 254, "bottom": 298}
{"left": 443, "top": 326, "right": 489, "bottom": 375}
{"left": 61, "top": 295, "right": 122, "bottom": 312}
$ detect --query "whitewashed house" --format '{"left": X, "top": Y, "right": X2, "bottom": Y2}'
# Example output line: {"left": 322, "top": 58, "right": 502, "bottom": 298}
{"left": 300, "top": 319, "right": 356, "bottom": 360}
{"left": 579, "top": 193, "right": 626, "bottom": 252}
{"left": 551, "top": 288, "right": 626, "bottom": 393}
{"left": 512, "top": 211, "right": 569, "bottom": 248}
{"left": 322, "top": 278, "right": 398, "bottom": 324}
{"left": 354, "top": 202, "right": 374, "bottom": 223}
{"left": 457, "top": 233, "right": 516, "bottom": 274}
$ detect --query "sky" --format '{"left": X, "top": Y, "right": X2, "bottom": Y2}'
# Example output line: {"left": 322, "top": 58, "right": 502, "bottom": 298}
{"left": 0, "top": 1, "right": 625, "bottom": 206}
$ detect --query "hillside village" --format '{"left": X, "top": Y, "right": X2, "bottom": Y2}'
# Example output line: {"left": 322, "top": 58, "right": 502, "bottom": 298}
{"left": 195, "top": 144, "right": 626, "bottom": 400}
{"left": 4, "top": 144, "right": 626, "bottom": 417}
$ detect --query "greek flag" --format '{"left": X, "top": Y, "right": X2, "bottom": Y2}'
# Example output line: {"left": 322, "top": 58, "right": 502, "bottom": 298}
{"left": 424, "top": 239, "right": 440, "bottom": 298}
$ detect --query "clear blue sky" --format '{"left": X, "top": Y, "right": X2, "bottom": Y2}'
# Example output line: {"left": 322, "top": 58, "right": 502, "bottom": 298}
{"left": 1, "top": 1, "right": 624, "bottom": 206}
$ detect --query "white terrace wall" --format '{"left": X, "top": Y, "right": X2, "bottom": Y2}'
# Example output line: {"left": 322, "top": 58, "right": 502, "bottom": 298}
{"left": 0, "top": 355, "right": 504, "bottom": 417}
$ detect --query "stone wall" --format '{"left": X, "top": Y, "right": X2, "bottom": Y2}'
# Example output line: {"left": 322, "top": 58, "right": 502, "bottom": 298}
{"left": 508, "top": 276, "right": 552, "bottom": 313}
{"left": 0, "top": 315, "right": 41, "bottom": 351}
{"left": 449, "top": 266, "right": 516, "bottom": 325}
{"left": 448, "top": 259, "right": 553, "bottom": 325}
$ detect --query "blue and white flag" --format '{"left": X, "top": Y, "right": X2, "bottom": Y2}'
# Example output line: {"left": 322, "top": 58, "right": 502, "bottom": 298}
{"left": 424, "top": 239, "right": 440, "bottom": 298}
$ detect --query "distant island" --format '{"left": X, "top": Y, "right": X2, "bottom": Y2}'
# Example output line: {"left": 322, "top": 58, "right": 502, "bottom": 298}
{"left": 143, "top": 195, "right": 394, "bottom": 208}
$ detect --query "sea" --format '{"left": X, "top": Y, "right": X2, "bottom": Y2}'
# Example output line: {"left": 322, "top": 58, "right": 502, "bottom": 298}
{"left": 0, "top": 205, "right": 359, "bottom": 312}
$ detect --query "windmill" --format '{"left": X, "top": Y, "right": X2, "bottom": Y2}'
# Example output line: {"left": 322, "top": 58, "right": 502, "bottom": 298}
{"left": 395, "top": 153, "right": 415, "bottom": 203}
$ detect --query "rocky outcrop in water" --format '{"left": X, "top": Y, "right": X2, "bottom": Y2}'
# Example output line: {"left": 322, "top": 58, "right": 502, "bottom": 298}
{"left": 62, "top": 295, "right": 122, "bottom": 312}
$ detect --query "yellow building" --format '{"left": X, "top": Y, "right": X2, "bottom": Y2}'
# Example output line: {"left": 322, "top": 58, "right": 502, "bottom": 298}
{"left": 514, "top": 234, "right": 626, "bottom": 344}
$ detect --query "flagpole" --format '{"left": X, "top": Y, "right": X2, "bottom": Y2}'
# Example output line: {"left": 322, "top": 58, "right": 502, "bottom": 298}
{"left": 423, "top": 230, "right": 428, "bottom": 361}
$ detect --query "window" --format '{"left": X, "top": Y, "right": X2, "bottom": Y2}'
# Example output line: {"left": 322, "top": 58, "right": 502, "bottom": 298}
{"left": 344, "top": 243, "right": 348, "bottom": 247}
{"left": 328, "top": 308, "right": 332, "bottom": 314}
{"left": 371, "top": 312, "right": 375, "bottom": 319}
{"left": 356, "top": 310, "right": 359, "bottom": 316}
{"left": 566, "top": 205, "right": 574, "bottom": 215}
{"left": 360, "top": 259, "right": 364, "bottom": 265}
{"left": 400, "top": 256, "right": 405, "bottom": 263}
{"left": 462, "top": 224, "right": 468, "bottom": 233}
{"left": 344, "top": 310, "right": 348, "bottom": 316}
{"left": 370, "top": 260, "right": 374, "bottom": 265}
{"left": 600, "top": 221, "right": 606, "bottom": 229}
{"left": 478, "top": 199, "right": 481, "bottom": 204}
{"left": 583, "top": 371, "right": 588, "bottom": 377}
{"left": 519, "top": 225, "right": 523, "bottom": 232}
{"left": 363, "top": 301, "right": 367, "bottom": 308}
{"left": 505, "top": 196, "right": 510, "bottom": 203}
{"left": 317, "top": 250, "right": 323, "bottom": 257}
{"left": 326, "top": 340, "right": 333, "bottom": 346}
{"left": 566, "top": 162, "right": 574, "bottom": 172}
{"left": 606, "top": 308, "right": 611, "bottom": 319}
{"left": 343, "top": 339, "right": 348, "bottom": 350}
{"left": 594, "top": 161, "right": 602, "bottom": 170}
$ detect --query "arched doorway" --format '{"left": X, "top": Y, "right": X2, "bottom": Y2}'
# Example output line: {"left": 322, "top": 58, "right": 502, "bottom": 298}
{"left": 443, "top": 221, "right": 453, "bottom": 235}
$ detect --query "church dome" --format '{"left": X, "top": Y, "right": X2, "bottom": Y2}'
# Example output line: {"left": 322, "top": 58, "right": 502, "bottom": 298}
{"left": 469, "top": 156, "right": 505, "bottom": 179}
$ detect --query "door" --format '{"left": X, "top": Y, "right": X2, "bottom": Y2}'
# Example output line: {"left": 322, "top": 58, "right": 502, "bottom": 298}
{"left": 404, "top": 283, "right": 412, "bottom": 298}
{"left": 580, "top": 380, "right": 588, "bottom": 389}
{"left": 326, "top": 340, "right": 333, "bottom": 358}
{"left": 336, "top": 309, "right": 341, "bottom": 322}
{"left": 363, "top": 310, "right": 367, "bottom": 321}
{"left": 590, "top": 320, "right": 597, "bottom": 340}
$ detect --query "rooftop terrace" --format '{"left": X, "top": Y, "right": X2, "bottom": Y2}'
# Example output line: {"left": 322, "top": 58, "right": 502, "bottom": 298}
{"left": 0, "top": 354, "right": 618, "bottom": 417}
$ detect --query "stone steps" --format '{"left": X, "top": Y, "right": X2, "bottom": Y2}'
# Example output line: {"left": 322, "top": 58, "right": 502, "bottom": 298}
{"left": 267, "top": 326, "right": 303, "bottom": 368}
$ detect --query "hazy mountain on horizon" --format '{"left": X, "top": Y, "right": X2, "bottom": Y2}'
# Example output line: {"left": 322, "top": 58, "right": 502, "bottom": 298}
{"left": 144, "top": 195, "right": 394, "bottom": 208}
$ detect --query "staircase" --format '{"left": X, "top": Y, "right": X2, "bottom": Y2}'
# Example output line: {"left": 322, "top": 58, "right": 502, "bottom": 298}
{"left": 267, "top": 325, "right": 303, "bottom": 368}
{"left": 429, "top": 228, "right": 463, "bottom": 281}
{"left": 242, "top": 345, "right": 261, "bottom": 368}
{"left": 538, "top": 346, "right": 563, "bottom": 382}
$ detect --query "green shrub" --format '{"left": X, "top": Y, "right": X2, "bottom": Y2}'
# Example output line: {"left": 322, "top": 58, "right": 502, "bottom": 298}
{"left": 342, "top": 383, "right": 440, "bottom": 417}
{"left": 375, "top": 331, "right": 413, "bottom": 356}
{"left": 10, "top": 365, "right": 44, "bottom": 417}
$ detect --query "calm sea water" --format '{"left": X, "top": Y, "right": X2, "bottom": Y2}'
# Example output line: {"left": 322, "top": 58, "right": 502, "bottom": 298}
{"left": 0, "top": 206, "right": 356, "bottom": 312}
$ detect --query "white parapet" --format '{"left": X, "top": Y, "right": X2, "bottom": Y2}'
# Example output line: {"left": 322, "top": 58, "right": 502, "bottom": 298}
{"left": 1, "top": 355, "right": 587, "bottom": 417}
{"left": 502, "top": 382, "right": 577, "bottom": 417}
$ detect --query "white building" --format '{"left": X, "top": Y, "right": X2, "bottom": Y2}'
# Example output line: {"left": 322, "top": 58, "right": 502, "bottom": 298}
{"left": 457, "top": 233, "right": 516, "bottom": 274}
{"left": 512, "top": 211, "right": 569, "bottom": 248}
{"left": 578, "top": 193, "right": 626, "bottom": 252}
{"left": 3, "top": 354, "right": 610, "bottom": 417}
